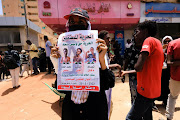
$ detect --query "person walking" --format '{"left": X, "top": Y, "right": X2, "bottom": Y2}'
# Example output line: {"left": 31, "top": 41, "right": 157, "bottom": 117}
{"left": 44, "top": 36, "right": 53, "bottom": 74}
{"left": 165, "top": 38, "right": 180, "bottom": 120}
{"left": 26, "top": 40, "right": 39, "bottom": 75}
{"left": 3, "top": 44, "right": 21, "bottom": 88}
{"left": 20, "top": 50, "right": 29, "bottom": 77}
{"left": 125, "top": 21, "right": 164, "bottom": 120}
{"left": 0, "top": 54, "right": 5, "bottom": 81}
{"left": 155, "top": 36, "right": 172, "bottom": 108}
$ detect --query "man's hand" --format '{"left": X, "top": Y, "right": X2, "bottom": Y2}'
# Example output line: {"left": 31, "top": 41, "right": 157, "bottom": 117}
{"left": 51, "top": 47, "right": 61, "bottom": 58}
{"left": 96, "top": 38, "right": 108, "bottom": 70}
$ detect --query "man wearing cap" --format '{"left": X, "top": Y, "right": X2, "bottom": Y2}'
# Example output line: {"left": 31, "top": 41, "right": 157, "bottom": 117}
{"left": 44, "top": 35, "right": 53, "bottom": 75}
{"left": 26, "top": 40, "right": 39, "bottom": 75}
{"left": 50, "top": 8, "right": 115, "bottom": 120}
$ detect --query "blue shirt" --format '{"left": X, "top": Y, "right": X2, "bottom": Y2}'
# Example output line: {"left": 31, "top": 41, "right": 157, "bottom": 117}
{"left": 45, "top": 41, "right": 52, "bottom": 57}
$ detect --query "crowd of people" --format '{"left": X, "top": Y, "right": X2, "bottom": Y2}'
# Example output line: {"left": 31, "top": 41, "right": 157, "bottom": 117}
{"left": 0, "top": 7, "right": 180, "bottom": 120}
{"left": 50, "top": 8, "right": 180, "bottom": 120}
{"left": 0, "top": 36, "right": 55, "bottom": 88}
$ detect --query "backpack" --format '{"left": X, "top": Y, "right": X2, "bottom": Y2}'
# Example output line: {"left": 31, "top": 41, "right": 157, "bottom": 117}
{"left": 3, "top": 50, "right": 19, "bottom": 69}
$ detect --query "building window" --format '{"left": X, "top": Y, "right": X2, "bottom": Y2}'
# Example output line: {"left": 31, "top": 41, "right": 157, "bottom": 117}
{"left": 42, "top": 26, "right": 46, "bottom": 29}
{"left": 28, "top": 12, "right": 38, "bottom": 15}
{"left": 13, "top": 32, "right": 21, "bottom": 43}
{"left": 22, "top": 13, "right": 25, "bottom": 15}
{"left": 0, "top": 31, "right": 21, "bottom": 44}
{"left": 29, "top": 19, "right": 39, "bottom": 22}
{"left": 27, "top": 6, "right": 37, "bottom": 8}
{"left": 20, "top": 0, "right": 24, "bottom": 2}
{"left": 3, "top": 6, "right": 5, "bottom": 8}
{"left": 53, "top": 32, "right": 57, "bottom": 35}
{"left": 21, "top": 6, "right": 24, "bottom": 8}
{"left": 4, "top": 13, "right": 6, "bottom": 15}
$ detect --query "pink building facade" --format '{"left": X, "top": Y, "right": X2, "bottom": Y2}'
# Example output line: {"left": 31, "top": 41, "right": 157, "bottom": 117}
{"left": 38, "top": 0, "right": 140, "bottom": 56}
{"left": 38, "top": 0, "right": 140, "bottom": 33}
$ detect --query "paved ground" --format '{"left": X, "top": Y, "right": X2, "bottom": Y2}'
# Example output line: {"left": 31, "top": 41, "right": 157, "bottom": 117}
{"left": 0, "top": 72, "right": 180, "bottom": 120}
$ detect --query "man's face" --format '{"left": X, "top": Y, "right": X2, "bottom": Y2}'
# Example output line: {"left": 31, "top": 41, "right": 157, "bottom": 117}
{"left": 76, "top": 49, "right": 81, "bottom": 55}
{"left": 68, "top": 16, "right": 88, "bottom": 31}
{"left": 63, "top": 49, "right": 68, "bottom": 56}
{"left": 164, "top": 38, "right": 171, "bottom": 45}
{"left": 134, "top": 27, "right": 146, "bottom": 47}
{"left": 104, "top": 34, "right": 110, "bottom": 47}
{"left": 90, "top": 47, "right": 94, "bottom": 53}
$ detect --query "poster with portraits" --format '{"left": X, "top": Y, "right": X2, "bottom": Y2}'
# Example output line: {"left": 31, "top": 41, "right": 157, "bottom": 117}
{"left": 57, "top": 30, "right": 100, "bottom": 92}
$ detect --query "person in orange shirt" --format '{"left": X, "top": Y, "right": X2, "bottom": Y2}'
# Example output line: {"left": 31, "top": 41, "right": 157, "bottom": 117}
{"left": 165, "top": 38, "right": 180, "bottom": 120}
{"left": 125, "top": 21, "right": 164, "bottom": 120}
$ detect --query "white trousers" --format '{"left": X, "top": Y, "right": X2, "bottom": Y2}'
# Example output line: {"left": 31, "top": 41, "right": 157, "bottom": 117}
{"left": 105, "top": 88, "right": 112, "bottom": 120}
{"left": 9, "top": 67, "right": 20, "bottom": 87}
{"left": 166, "top": 78, "right": 180, "bottom": 119}
{"left": 20, "top": 64, "right": 29, "bottom": 76}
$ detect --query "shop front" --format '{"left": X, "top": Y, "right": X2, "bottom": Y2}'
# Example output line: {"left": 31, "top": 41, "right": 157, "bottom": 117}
{"left": 38, "top": 0, "right": 140, "bottom": 55}
{"left": 140, "top": 2, "right": 180, "bottom": 40}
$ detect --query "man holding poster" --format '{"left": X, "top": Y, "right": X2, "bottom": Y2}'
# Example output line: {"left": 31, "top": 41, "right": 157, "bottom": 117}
{"left": 50, "top": 8, "right": 115, "bottom": 120}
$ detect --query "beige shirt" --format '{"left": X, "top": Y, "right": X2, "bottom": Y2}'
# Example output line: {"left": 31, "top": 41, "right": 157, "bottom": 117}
{"left": 29, "top": 44, "right": 39, "bottom": 59}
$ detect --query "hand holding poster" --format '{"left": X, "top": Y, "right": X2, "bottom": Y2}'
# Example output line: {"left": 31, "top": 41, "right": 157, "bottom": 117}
{"left": 57, "top": 30, "right": 100, "bottom": 92}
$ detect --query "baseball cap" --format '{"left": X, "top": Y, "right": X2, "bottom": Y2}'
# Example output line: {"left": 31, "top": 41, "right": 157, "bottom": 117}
{"left": 64, "top": 8, "right": 89, "bottom": 20}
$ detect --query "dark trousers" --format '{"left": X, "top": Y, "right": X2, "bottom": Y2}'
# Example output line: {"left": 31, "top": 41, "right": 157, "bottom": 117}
{"left": 46, "top": 57, "right": 53, "bottom": 73}
{"left": 0, "top": 68, "right": 5, "bottom": 80}
{"left": 126, "top": 92, "right": 153, "bottom": 120}
{"left": 129, "top": 74, "right": 137, "bottom": 105}
{"left": 32, "top": 57, "right": 39, "bottom": 74}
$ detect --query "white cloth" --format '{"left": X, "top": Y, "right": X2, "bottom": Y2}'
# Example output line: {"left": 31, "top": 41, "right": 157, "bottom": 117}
{"left": 105, "top": 53, "right": 112, "bottom": 119}
{"left": 125, "top": 43, "right": 132, "bottom": 48}
{"left": 20, "top": 64, "right": 29, "bottom": 76}
{"left": 50, "top": 56, "right": 58, "bottom": 74}
{"left": 162, "top": 36, "right": 173, "bottom": 45}
{"left": 9, "top": 67, "right": 20, "bottom": 87}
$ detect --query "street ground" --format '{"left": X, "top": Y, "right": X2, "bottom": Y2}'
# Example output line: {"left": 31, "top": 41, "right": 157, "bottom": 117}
{"left": 0, "top": 72, "right": 180, "bottom": 120}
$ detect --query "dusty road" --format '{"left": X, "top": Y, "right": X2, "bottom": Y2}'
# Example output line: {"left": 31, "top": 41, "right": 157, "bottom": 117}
{"left": 0, "top": 73, "right": 180, "bottom": 120}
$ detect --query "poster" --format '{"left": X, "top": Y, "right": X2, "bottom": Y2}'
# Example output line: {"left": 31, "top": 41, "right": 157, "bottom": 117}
{"left": 57, "top": 30, "right": 100, "bottom": 92}
{"left": 115, "top": 30, "right": 125, "bottom": 55}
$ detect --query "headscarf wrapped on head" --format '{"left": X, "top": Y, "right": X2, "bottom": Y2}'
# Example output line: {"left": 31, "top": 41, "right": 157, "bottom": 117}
{"left": 162, "top": 36, "right": 173, "bottom": 45}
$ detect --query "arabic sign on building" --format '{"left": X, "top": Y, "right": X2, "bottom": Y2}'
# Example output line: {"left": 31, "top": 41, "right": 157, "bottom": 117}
{"left": 38, "top": 0, "right": 140, "bottom": 25}
{"left": 57, "top": 30, "right": 100, "bottom": 92}
{"left": 145, "top": 2, "right": 180, "bottom": 17}
{"left": 140, "top": 17, "right": 172, "bottom": 23}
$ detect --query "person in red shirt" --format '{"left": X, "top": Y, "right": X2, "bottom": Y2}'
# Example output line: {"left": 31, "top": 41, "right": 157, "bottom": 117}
{"left": 165, "top": 38, "right": 180, "bottom": 120}
{"left": 126, "top": 21, "right": 164, "bottom": 120}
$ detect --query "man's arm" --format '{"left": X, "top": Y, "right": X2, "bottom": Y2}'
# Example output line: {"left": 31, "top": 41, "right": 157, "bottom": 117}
{"left": 134, "top": 52, "right": 149, "bottom": 72}
{"left": 108, "top": 64, "right": 121, "bottom": 77}
{"left": 85, "top": 51, "right": 89, "bottom": 59}
{"left": 48, "top": 41, "right": 53, "bottom": 48}
{"left": 167, "top": 54, "right": 180, "bottom": 66}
